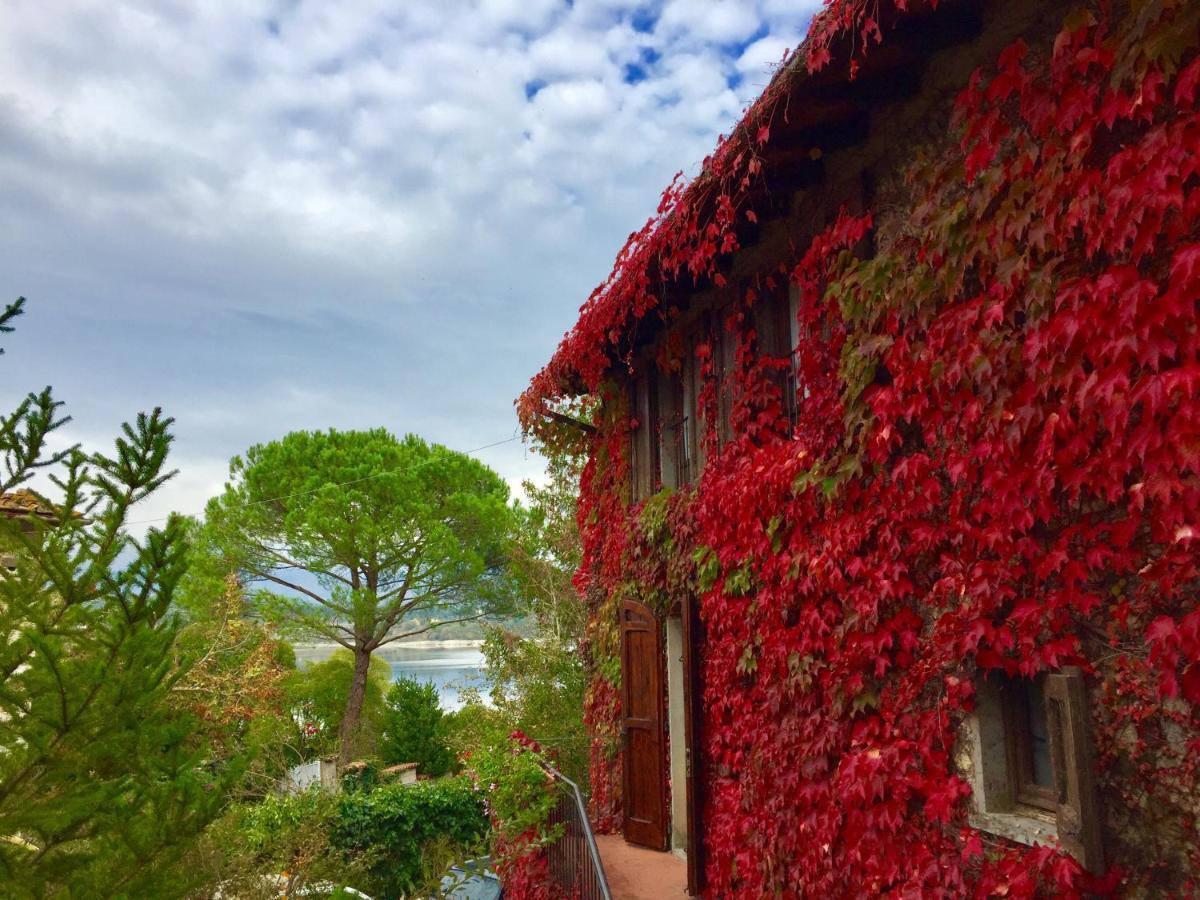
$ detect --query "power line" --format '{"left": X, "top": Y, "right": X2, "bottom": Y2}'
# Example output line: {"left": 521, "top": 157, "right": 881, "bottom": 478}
{"left": 122, "top": 433, "right": 522, "bottom": 528}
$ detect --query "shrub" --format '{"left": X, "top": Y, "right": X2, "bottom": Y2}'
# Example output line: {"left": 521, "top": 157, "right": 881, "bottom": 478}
{"left": 379, "top": 677, "right": 455, "bottom": 776}
{"left": 226, "top": 777, "right": 488, "bottom": 899}
{"left": 465, "top": 732, "right": 558, "bottom": 845}
{"left": 226, "top": 789, "right": 375, "bottom": 897}
{"left": 332, "top": 777, "right": 488, "bottom": 897}
{"left": 463, "top": 734, "right": 560, "bottom": 899}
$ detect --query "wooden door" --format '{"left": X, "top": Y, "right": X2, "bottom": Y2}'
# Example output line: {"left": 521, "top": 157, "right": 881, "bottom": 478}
{"left": 620, "top": 599, "right": 667, "bottom": 850}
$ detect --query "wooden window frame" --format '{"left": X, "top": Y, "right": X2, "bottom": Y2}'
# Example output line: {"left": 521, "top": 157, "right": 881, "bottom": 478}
{"left": 683, "top": 325, "right": 705, "bottom": 480}
{"left": 787, "top": 283, "right": 804, "bottom": 417}
{"left": 754, "top": 291, "right": 800, "bottom": 434}
{"left": 1000, "top": 675, "right": 1057, "bottom": 813}
{"left": 1044, "top": 667, "right": 1105, "bottom": 873}
{"left": 629, "top": 370, "right": 660, "bottom": 503}
{"left": 657, "top": 368, "right": 688, "bottom": 489}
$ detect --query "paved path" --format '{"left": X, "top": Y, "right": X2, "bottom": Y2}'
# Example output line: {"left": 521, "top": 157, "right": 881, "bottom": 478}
{"left": 594, "top": 834, "right": 688, "bottom": 900}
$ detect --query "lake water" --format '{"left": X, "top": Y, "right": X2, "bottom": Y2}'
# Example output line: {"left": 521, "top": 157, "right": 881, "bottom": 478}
{"left": 294, "top": 644, "right": 488, "bottom": 712}
{"left": 381, "top": 646, "right": 489, "bottom": 711}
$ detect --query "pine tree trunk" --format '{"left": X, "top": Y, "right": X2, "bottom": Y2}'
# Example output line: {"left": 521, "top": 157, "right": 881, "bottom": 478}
{"left": 337, "top": 646, "right": 373, "bottom": 767}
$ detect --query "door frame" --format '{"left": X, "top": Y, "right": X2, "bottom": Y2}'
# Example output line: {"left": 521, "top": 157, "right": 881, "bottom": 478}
{"left": 681, "top": 590, "right": 706, "bottom": 894}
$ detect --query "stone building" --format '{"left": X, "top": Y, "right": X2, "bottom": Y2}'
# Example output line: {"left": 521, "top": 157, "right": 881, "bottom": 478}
{"left": 521, "top": 0, "right": 1200, "bottom": 895}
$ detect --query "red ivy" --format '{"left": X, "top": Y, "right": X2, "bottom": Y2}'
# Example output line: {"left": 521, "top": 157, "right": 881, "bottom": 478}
{"left": 521, "top": 0, "right": 1200, "bottom": 897}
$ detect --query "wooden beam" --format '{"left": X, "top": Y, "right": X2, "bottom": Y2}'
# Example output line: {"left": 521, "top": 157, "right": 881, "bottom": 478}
{"left": 540, "top": 402, "right": 597, "bottom": 435}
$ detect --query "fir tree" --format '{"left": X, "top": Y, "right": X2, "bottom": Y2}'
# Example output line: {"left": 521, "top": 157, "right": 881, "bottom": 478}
{"left": 0, "top": 298, "right": 224, "bottom": 898}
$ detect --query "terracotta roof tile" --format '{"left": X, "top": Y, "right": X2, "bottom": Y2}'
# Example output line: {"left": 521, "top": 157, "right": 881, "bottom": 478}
{"left": 0, "top": 489, "right": 57, "bottom": 520}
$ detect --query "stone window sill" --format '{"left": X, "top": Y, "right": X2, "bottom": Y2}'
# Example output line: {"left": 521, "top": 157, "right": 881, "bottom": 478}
{"left": 970, "top": 808, "right": 1057, "bottom": 848}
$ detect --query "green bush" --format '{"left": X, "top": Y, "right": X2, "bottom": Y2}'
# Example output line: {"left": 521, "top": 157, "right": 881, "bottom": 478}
{"left": 332, "top": 778, "right": 487, "bottom": 897}
{"left": 226, "top": 789, "right": 376, "bottom": 896}
{"left": 379, "top": 676, "right": 455, "bottom": 776}
{"left": 239, "top": 788, "right": 335, "bottom": 853}
{"left": 230, "top": 777, "right": 487, "bottom": 899}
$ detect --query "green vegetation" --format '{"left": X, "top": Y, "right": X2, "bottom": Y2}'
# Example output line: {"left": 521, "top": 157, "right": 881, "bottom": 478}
{"left": 199, "top": 778, "right": 487, "bottom": 898}
{"left": 380, "top": 677, "right": 455, "bottom": 777}
{"left": 286, "top": 649, "right": 392, "bottom": 761}
{"left": 0, "top": 299, "right": 591, "bottom": 898}
{"left": 0, "top": 299, "right": 225, "bottom": 897}
{"left": 205, "top": 429, "right": 520, "bottom": 764}
{"left": 173, "top": 570, "right": 299, "bottom": 798}
{"left": 333, "top": 777, "right": 486, "bottom": 894}
{"left": 450, "top": 438, "right": 589, "bottom": 785}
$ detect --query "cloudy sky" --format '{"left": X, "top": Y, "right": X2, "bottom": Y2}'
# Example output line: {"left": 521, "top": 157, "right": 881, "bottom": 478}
{"left": 0, "top": 0, "right": 820, "bottom": 526}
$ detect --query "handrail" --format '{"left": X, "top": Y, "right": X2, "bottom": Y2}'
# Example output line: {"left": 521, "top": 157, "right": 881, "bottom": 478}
{"left": 537, "top": 760, "right": 613, "bottom": 900}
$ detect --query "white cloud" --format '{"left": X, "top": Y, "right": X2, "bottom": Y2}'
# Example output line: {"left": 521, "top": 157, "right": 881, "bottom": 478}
{"left": 736, "top": 34, "right": 795, "bottom": 77}
{"left": 0, "top": 0, "right": 820, "bottom": 522}
{"left": 658, "top": 0, "right": 762, "bottom": 45}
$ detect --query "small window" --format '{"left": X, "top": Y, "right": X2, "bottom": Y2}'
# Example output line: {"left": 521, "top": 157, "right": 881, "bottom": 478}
{"left": 753, "top": 292, "right": 800, "bottom": 432}
{"left": 1002, "top": 674, "right": 1056, "bottom": 812}
{"left": 713, "top": 306, "right": 738, "bottom": 446}
{"left": 657, "top": 369, "right": 689, "bottom": 488}
{"left": 683, "top": 327, "right": 705, "bottom": 477}
{"left": 966, "top": 668, "right": 1104, "bottom": 874}
{"left": 788, "top": 283, "right": 803, "bottom": 406}
{"left": 629, "top": 370, "right": 660, "bottom": 502}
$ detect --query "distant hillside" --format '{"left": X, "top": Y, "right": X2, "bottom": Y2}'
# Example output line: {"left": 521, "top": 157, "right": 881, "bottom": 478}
{"left": 402, "top": 614, "right": 535, "bottom": 642}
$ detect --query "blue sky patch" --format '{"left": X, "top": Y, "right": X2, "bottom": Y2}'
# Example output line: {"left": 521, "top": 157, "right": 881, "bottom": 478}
{"left": 726, "top": 22, "right": 770, "bottom": 57}
{"left": 630, "top": 7, "right": 658, "bottom": 35}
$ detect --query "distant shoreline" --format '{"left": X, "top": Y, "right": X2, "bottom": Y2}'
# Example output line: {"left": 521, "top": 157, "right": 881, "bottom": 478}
{"left": 293, "top": 639, "right": 484, "bottom": 652}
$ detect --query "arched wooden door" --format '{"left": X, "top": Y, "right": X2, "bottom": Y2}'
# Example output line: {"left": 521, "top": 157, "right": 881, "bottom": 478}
{"left": 620, "top": 598, "right": 668, "bottom": 850}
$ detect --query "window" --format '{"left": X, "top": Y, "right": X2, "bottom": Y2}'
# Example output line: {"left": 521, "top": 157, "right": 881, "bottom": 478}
{"left": 964, "top": 667, "right": 1104, "bottom": 874}
{"left": 629, "top": 370, "right": 660, "bottom": 502}
{"left": 788, "top": 283, "right": 803, "bottom": 407}
{"left": 712, "top": 307, "right": 738, "bottom": 446}
{"left": 657, "top": 369, "right": 690, "bottom": 488}
{"left": 753, "top": 290, "right": 801, "bottom": 432}
{"left": 683, "top": 328, "right": 704, "bottom": 477}
{"left": 1003, "top": 675, "right": 1056, "bottom": 811}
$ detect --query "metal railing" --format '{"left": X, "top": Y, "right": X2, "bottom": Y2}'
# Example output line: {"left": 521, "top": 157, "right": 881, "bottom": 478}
{"left": 539, "top": 761, "right": 612, "bottom": 900}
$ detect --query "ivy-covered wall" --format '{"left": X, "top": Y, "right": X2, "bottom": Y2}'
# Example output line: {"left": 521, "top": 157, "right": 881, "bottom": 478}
{"left": 522, "top": 0, "right": 1200, "bottom": 896}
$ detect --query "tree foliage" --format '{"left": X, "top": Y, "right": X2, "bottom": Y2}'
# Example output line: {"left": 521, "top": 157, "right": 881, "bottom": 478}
{"left": 286, "top": 649, "right": 392, "bottom": 761}
{"left": 508, "top": 429, "right": 587, "bottom": 646}
{"left": 451, "top": 436, "right": 589, "bottom": 889}
{"left": 0, "top": 298, "right": 224, "bottom": 897}
{"left": 451, "top": 434, "right": 588, "bottom": 788}
{"left": 206, "top": 428, "right": 519, "bottom": 762}
{"left": 379, "top": 676, "right": 455, "bottom": 776}
{"left": 172, "top": 558, "right": 297, "bottom": 797}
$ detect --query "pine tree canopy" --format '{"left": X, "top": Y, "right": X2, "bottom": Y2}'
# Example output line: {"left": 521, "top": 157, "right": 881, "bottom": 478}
{"left": 0, "top": 297, "right": 225, "bottom": 898}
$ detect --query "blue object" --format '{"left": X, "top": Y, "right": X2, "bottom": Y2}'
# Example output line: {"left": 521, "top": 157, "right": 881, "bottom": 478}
{"left": 439, "top": 858, "right": 502, "bottom": 900}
